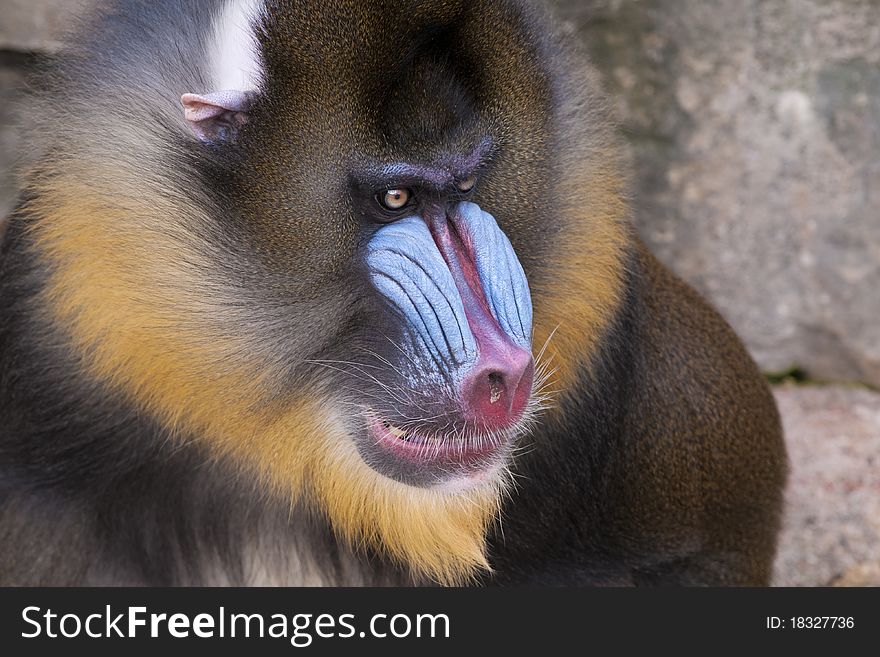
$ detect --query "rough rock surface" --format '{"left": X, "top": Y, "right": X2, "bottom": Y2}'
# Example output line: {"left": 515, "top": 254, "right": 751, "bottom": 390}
{"left": 772, "top": 385, "right": 880, "bottom": 586}
{"left": 0, "top": 0, "right": 82, "bottom": 52}
{"left": 551, "top": 0, "right": 880, "bottom": 387}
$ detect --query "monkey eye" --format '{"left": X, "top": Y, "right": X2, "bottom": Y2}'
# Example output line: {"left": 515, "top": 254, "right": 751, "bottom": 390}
{"left": 379, "top": 188, "right": 412, "bottom": 211}
{"left": 455, "top": 175, "right": 477, "bottom": 192}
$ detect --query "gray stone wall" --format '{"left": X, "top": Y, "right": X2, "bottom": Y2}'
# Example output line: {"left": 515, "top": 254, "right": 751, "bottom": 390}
{"left": 551, "top": 0, "right": 880, "bottom": 387}
{"left": 0, "top": 0, "right": 81, "bottom": 52}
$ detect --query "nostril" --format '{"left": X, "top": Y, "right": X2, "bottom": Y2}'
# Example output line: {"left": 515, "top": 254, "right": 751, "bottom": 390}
{"left": 487, "top": 371, "right": 504, "bottom": 404}
{"left": 460, "top": 353, "right": 534, "bottom": 430}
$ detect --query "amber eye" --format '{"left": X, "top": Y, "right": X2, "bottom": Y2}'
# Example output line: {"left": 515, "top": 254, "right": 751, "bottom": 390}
{"left": 456, "top": 175, "right": 477, "bottom": 192}
{"left": 380, "top": 188, "right": 412, "bottom": 211}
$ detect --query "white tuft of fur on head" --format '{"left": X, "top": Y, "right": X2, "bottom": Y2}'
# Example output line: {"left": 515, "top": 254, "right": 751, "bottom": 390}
{"left": 210, "top": 0, "right": 265, "bottom": 92}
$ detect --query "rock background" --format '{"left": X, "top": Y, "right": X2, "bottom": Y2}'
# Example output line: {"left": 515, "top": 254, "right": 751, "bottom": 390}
{"left": 551, "top": 0, "right": 880, "bottom": 388}
{"left": 1, "top": 0, "right": 878, "bottom": 586}
{"left": 0, "top": 0, "right": 81, "bottom": 53}
{"left": 773, "top": 386, "right": 880, "bottom": 586}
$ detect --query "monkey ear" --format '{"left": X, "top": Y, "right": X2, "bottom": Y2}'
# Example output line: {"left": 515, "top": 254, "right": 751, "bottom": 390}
{"left": 180, "top": 90, "right": 254, "bottom": 144}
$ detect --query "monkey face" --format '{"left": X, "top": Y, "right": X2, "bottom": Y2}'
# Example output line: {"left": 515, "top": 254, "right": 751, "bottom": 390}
{"left": 338, "top": 110, "right": 544, "bottom": 489}
{"left": 177, "top": 1, "right": 567, "bottom": 491}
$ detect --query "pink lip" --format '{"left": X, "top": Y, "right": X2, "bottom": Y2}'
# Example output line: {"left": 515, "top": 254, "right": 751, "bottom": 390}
{"left": 367, "top": 416, "right": 508, "bottom": 466}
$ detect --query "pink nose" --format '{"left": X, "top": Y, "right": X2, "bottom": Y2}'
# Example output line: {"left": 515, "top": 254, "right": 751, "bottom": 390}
{"left": 460, "top": 346, "right": 534, "bottom": 431}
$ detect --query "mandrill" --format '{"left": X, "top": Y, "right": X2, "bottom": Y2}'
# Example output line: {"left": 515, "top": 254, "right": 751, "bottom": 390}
{"left": 0, "top": 0, "right": 786, "bottom": 586}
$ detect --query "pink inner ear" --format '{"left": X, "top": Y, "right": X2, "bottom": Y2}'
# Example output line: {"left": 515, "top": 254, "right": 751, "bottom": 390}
{"left": 180, "top": 90, "right": 253, "bottom": 142}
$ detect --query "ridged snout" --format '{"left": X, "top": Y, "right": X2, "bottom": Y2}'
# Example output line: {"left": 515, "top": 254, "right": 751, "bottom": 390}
{"left": 366, "top": 202, "right": 534, "bottom": 430}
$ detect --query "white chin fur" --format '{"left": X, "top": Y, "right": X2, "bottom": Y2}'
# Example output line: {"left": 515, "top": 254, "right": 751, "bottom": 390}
{"left": 431, "top": 459, "right": 508, "bottom": 495}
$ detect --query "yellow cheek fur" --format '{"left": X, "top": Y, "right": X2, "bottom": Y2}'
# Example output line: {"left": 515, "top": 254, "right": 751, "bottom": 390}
{"left": 532, "top": 152, "right": 629, "bottom": 409}
{"left": 22, "top": 142, "right": 627, "bottom": 584}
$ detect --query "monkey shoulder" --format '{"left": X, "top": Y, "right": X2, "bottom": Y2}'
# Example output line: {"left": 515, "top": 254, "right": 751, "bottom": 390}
{"left": 587, "top": 242, "right": 787, "bottom": 583}
{"left": 623, "top": 242, "right": 784, "bottom": 467}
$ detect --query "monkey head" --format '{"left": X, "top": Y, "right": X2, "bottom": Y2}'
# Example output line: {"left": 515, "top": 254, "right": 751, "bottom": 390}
{"left": 179, "top": 1, "right": 560, "bottom": 489}
{"left": 27, "top": 0, "right": 628, "bottom": 582}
